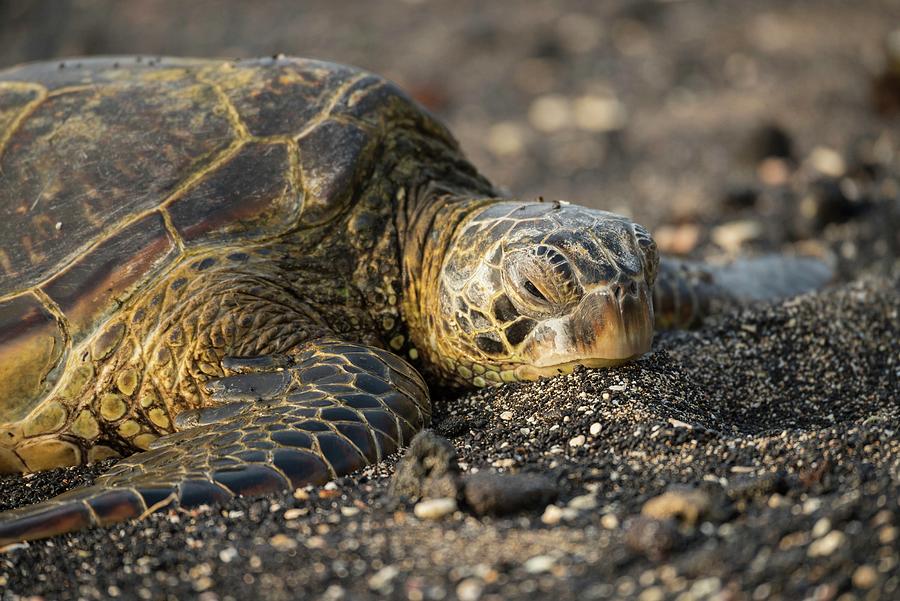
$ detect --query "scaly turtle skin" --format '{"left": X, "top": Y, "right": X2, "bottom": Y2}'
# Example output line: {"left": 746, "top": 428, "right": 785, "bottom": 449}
{"left": 0, "top": 56, "right": 829, "bottom": 545}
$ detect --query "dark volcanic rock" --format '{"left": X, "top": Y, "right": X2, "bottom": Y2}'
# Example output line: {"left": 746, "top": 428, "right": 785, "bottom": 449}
{"left": 388, "top": 430, "right": 461, "bottom": 500}
{"left": 462, "top": 471, "right": 559, "bottom": 516}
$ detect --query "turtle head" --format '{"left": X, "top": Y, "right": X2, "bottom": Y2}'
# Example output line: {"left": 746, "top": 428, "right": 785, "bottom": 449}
{"left": 415, "top": 200, "right": 658, "bottom": 387}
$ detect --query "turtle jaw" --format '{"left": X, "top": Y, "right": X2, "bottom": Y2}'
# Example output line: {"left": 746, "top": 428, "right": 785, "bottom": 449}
{"left": 512, "top": 282, "right": 654, "bottom": 381}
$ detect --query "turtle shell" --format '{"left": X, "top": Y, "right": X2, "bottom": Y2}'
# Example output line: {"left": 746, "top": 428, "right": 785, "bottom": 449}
{"left": 0, "top": 56, "right": 449, "bottom": 425}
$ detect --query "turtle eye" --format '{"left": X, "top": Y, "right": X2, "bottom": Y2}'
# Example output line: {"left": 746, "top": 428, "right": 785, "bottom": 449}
{"left": 522, "top": 279, "right": 548, "bottom": 303}
{"left": 503, "top": 246, "right": 582, "bottom": 316}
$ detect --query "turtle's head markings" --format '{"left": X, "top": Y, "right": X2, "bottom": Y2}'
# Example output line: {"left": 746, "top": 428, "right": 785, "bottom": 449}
{"left": 423, "top": 201, "right": 658, "bottom": 387}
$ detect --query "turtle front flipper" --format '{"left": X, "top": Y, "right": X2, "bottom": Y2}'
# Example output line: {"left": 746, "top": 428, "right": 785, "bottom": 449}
{"left": 654, "top": 256, "right": 833, "bottom": 329}
{"left": 0, "top": 339, "right": 430, "bottom": 546}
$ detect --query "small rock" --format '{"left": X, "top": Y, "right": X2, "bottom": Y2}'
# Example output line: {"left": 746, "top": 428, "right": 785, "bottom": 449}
{"left": 600, "top": 513, "right": 620, "bottom": 529}
{"left": 541, "top": 504, "right": 564, "bottom": 525}
{"left": 624, "top": 516, "right": 682, "bottom": 560}
{"left": 283, "top": 508, "right": 306, "bottom": 520}
{"left": 529, "top": 94, "right": 571, "bottom": 133}
{"left": 569, "top": 435, "right": 586, "bottom": 448}
{"left": 711, "top": 220, "right": 763, "bottom": 253}
{"left": 589, "top": 422, "right": 602, "bottom": 436}
{"left": 414, "top": 497, "right": 458, "bottom": 520}
{"left": 653, "top": 224, "right": 701, "bottom": 255}
{"left": 812, "top": 517, "right": 831, "bottom": 538}
{"left": 486, "top": 122, "right": 526, "bottom": 157}
{"left": 722, "top": 185, "right": 759, "bottom": 210}
{"left": 757, "top": 158, "right": 791, "bottom": 186}
{"left": 269, "top": 534, "right": 297, "bottom": 551}
{"left": 568, "top": 494, "right": 598, "bottom": 511}
{"left": 852, "top": 565, "right": 878, "bottom": 589}
{"left": 218, "top": 547, "right": 238, "bottom": 563}
{"left": 794, "top": 178, "right": 866, "bottom": 236}
{"left": 807, "top": 530, "right": 846, "bottom": 557}
{"left": 523, "top": 554, "right": 556, "bottom": 574}
{"left": 747, "top": 123, "right": 793, "bottom": 162}
{"left": 390, "top": 430, "right": 461, "bottom": 500}
{"left": 641, "top": 486, "right": 712, "bottom": 526}
{"left": 808, "top": 146, "right": 846, "bottom": 177}
{"left": 638, "top": 587, "right": 665, "bottom": 601}
{"left": 499, "top": 410, "right": 514, "bottom": 421}
{"left": 463, "top": 471, "right": 558, "bottom": 516}
{"left": 541, "top": 504, "right": 578, "bottom": 525}
{"left": 368, "top": 566, "right": 399, "bottom": 590}
{"left": 572, "top": 94, "right": 627, "bottom": 132}
{"left": 456, "top": 578, "right": 484, "bottom": 601}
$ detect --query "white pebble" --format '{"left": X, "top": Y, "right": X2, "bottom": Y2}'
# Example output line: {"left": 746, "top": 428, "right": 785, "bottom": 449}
{"left": 529, "top": 95, "right": 571, "bottom": 133}
{"left": 499, "top": 411, "right": 514, "bottom": 421}
{"left": 456, "top": 578, "right": 484, "bottom": 601}
{"left": 812, "top": 517, "right": 831, "bottom": 538}
{"left": 573, "top": 95, "right": 627, "bottom": 132}
{"left": 487, "top": 122, "right": 526, "bottom": 157}
{"left": 414, "top": 497, "right": 457, "bottom": 520}
{"left": 808, "top": 146, "right": 845, "bottom": 177}
{"left": 568, "top": 494, "right": 598, "bottom": 510}
{"left": 523, "top": 554, "right": 556, "bottom": 574}
{"left": 368, "top": 566, "right": 399, "bottom": 590}
{"left": 589, "top": 422, "right": 602, "bottom": 436}
{"left": 218, "top": 547, "right": 238, "bottom": 563}
{"left": 808, "top": 530, "right": 846, "bottom": 557}
{"left": 569, "top": 434, "right": 586, "bottom": 448}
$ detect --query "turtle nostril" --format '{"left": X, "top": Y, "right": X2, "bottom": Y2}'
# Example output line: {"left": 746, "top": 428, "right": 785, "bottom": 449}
{"left": 628, "top": 281, "right": 637, "bottom": 295}
{"left": 613, "top": 284, "right": 625, "bottom": 301}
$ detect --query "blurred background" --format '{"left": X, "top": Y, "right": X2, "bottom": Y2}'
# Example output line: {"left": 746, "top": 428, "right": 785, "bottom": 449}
{"left": 1, "top": 0, "right": 898, "bottom": 272}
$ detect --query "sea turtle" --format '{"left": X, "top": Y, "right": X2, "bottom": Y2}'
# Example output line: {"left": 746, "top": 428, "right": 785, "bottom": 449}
{"left": 0, "top": 56, "right": 829, "bottom": 545}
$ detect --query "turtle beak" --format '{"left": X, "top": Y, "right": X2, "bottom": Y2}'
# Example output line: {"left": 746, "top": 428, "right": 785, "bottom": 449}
{"left": 515, "top": 280, "right": 654, "bottom": 380}
{"left": 571, "top": 280, "right": 654, "bottom": 361}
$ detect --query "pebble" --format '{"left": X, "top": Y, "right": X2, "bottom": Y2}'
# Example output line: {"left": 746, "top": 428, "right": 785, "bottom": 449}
{"left": 529, "top": 95, "right": 571, "bottom": 133}
{"left": 499, "top": 411, "right": 514, "bottom": 421}
{"left": 808, "top": 146, "right": 845, "bottom": 177}
{"left": 217, "top": 547, "right": 238, "bottom": 563}
{"left": 390, "top": 431, "right": 461, "bottom": 500}
{"left": 641, "top": 487, "right": 712, "bottom": 526}
{"left": 589, "top": 422, "right": 602, "bottom": 436}
{"left": 463, "top": 471, "right": 558, "bottom": 516}
{"left": 486, "top": 122, "right": 526, "bottom": 157}
{"left": 851, "top": 565, "right": 878, "bottom": 589}
{"left": 368, "top": 566, "right": 399, "bottom": 590}
{"left": 653, "top": 224, "right": 701, "bottom": 255}
{"left": 283, "top": 508, "right": 306, "bottom": 520}
{"left": 811, "top": 517, "right": 831, "bottom": 538}
{"left": 807, "top": 530, "right": 846, "bottom": 557}
{"left": 414, "top": 497, "right": 458, "bottom": 520}
{"left": 572, "top": 95, "right": 627, "bottom": 132}
{"left": 568, "top": 494, "right": 598, "bottom": 511}
{"left": 569, "top": 435, "right": 586, "bottom": 448}
{"left": 523, "top": 555, "right": 556, "bottom": 574}
{"left": 456, "top": 578, "right": 484, "bottom": 601}
{"left": 624, "top": 517, "right": 682, "bottom": 560}
{"left": 268, "top": 534, "right": 297, "bottom": 551}
{"left": 601, "top": 513, "right": 620, "bottom": 529}
{"left": 711, "top": 220, "right": 763, "bottom": 253}
{"left": 541, "top": 504, "right": 578, "bottom": 525}
{"left": 757, "top": 157, "right": 791, "bottom": 186}
{"left": 748, "top": 123, "right": 793, "bottom": 161}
